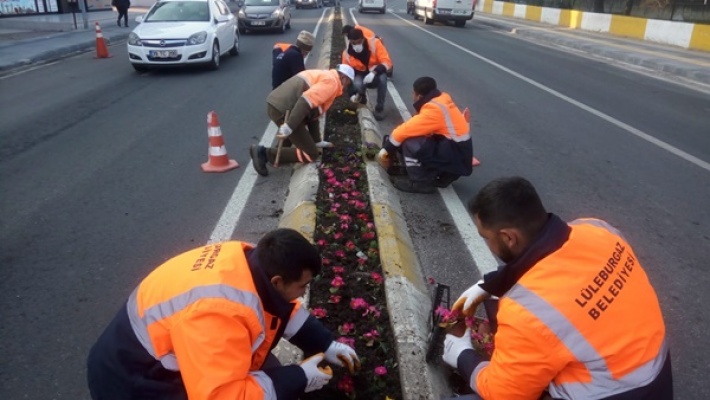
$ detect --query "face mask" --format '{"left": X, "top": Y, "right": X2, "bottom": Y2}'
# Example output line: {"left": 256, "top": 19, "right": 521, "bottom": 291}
{"left": 352, "top": 44, "right": 363, "bottom": 53}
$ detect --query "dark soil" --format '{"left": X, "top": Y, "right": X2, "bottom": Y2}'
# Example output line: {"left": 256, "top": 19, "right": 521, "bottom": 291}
{"left": 301, "top": 7, "right": 403, "bottom": 400}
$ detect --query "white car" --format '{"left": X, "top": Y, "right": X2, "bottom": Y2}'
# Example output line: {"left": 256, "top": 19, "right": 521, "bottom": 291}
{"left": 413, "top": 0, "right": 474, "bottom": 27}
{"left": 358, "top": 0, "right": 385, "bottom": 13}
{"left": 127, "top": 0, "right": 239, "bottom": 72}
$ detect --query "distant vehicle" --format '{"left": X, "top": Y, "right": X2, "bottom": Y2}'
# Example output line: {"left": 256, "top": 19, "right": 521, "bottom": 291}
{"left": 238, "top": 0, "right": 291, "bottom": 34}
{"left": 406, "top": 0, "right": 414, "bottom": 14}
{"left": 358, "top": 0, "right": 385, "bottom": 13}
{"left": 322, "top": 0, "right": 336, "bottom": 6}
{"left": 294, "top": 0, "right": 322, "bottom": 8}
{"left": 127, "top": 0, "right": 239, "bottom": 72}
{"left": 413, "top": 0, "right": 474, "bottom": 27}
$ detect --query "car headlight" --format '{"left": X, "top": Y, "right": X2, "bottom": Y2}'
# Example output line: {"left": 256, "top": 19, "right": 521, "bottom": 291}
{"left": 187, "top": 31, "right": 208, "bottom": 45}
{"left": 238, "top": 9, "right": 245, "bottom": 17}
{"left": 271, "top": 9, "right": 282, "bottom": 17}
{"left": 128, "top": 32, "right": 142, "bottom": 46}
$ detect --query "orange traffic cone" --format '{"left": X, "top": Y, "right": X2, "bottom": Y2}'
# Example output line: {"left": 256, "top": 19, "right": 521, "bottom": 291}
{"left": 202, "top": 111, "right": 239, "bottom": 173}
{"left": 95, "top": 22, "right": 112, "bottom": 59}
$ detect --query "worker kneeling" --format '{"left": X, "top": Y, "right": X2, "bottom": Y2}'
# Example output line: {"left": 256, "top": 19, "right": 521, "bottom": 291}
{"left": 379, "top": 77, "right": 473, "bottom": 194}
{"left": 87, "top": 228, "right": 360, "bottom": 400}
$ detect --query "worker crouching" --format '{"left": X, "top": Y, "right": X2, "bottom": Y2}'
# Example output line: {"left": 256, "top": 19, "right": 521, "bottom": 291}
{"left": 87, "top": 228, "right": 360, "bottom": 400}
{"left": 379, "top": 76, "right": 473, "bottom": 194}
{"left": 250, "top": 64, "right": 355, "bottom": 177}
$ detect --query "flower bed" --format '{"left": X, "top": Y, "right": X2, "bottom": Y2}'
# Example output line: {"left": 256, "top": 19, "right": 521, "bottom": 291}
{"left": 301, "top": 7, "right": 403, "bottom": 400}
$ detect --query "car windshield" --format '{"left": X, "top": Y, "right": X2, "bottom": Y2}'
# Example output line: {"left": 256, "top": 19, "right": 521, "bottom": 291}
{"left": 145, "top": 1, "right": 211, "bottom": 22}
{"left": 244, "top": 0, "right": 279, "bottom": 6}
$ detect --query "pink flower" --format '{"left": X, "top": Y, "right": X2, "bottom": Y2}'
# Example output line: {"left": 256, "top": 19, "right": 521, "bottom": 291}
{"left": 346, "top": 241, "right": 356, "bottom": 250}
{"left": 427, "top": 276, "right": 436, "bottom": 285}
{"left": 367, "top": 222, "right": 375, "bottom": 229}
{"left": 365, "top": 305, "right": 381, "bottom": 318}
{"left": 334, "top": 250, "right": 346, "bottom": 258}
{"left": 341, "top": 193, "right": 349, "bottom": 200}
{"left": 336, "top": 336, "right": 356, "bottom": 348}
{"left": 332, "top": 266, "right": 345, "bottom": 274}
{"left": 374, "top": 366, "right": 388, "bottom": 376}
{"left": 370, "top": 272, "right": 383, "bottom": 284}
{"left": 350, "top": 298, "right": 369, "bottom": 310}
{"left": 339, "top": 322, "right": 355, "bottom": 335}
{"left": 331, "top": 276, "right": 344, "bottom": 288}
{"left": 341, "top": 223, "right": 349, "bottom": 230}
{"left": 350, "top": 191, "right": 362, "bottom": 197}
{"left": 357, "top": 213, "right": 369, "bottom": 221}
{"left": 323, "top": 168, "right": 334, "bottom": 178}
{"left": 357, "top": 257, "right": 368, "bottom": 266}
{"left": 340, "top": 214, "right": 352, "bottom": 223}
{"left": 362, "top": 231, "right": 376, "bottom": 240}
{"left": 353, "top": 171, "right": 361, "bottom": 178}
{"left": 337, "top": 375, "right": 354, "bottom": 393}
{"left": 311, "top": 308, "right": 327, "bottom": 319}
{"left": 317, "top": 239, "right": 327, "bottom": 247}
{"left": 363, "top": 329, "right": 379, "bottom": 340}
{"left": 341, "top": 166, "right": 351, "bottom": 173}
{"left": 354, "top": 200, "right": 367, "bottom": 210}
{"left": 328, "top": 295, "right": 342, "bottom": 304}
{"left": 321, "top": 258, "right": 331, "bottom": 265}
{"left": 333, "top": 232, "right": 344, "bottom": 240}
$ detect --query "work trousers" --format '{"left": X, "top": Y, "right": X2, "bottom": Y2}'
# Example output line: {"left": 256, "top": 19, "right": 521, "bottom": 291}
{"left": 401, "top": 136, "right": 439, "bottom": 182}
{"left": 265, "top": 103, "right": 320, "bottom": 165}
{"left": 116, "top": 6, "right": 128, "bottom": 26}
{"left": 351, "top": 72, "right": 387, "bottom": 111}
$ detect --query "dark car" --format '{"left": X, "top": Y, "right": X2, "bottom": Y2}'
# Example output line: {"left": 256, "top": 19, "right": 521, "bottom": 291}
{"left": 237, "top": 0, "right": 292, "bottom": 34}
{"left": 294, "top": 0, "right": 322, "bottom": 9}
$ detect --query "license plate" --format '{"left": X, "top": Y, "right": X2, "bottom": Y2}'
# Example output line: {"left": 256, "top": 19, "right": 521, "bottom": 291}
{"left": 453, "top": 9, "right": 469, "bottom": 15}
{"left": 149, "top": 50, "right": 177, "bottom": 58}
{"left": 251, "top": 20, "right": 266, "bottom": 26}
{"left": 365, "top": 0, "right": 374, "bottom": 3}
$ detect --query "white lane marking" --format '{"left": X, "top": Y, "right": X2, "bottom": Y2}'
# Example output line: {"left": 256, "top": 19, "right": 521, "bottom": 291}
{"left": 208, "top": 8, "right": 330, "bottom": 243}
{"left": 389, "top": 12, "right": 710, "bottom": 173}
{"left": 349, "top": 10, "right": 500, "bottom": 276}
{"left": 0, "top": 60, "right": 61, "bottom": 79}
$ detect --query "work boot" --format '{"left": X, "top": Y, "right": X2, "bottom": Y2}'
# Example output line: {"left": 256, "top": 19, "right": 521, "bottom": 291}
{"left": 392, "top": 178, "right": 436, "bottom": 194}
{"left": 117, "top": 20, "right": 121, "bottom": 27}
{"left": 374, "top": 106, "right": 385, "bottom": 121}
{"left": 250, "top": 145, "right": 269, "bottom": 176}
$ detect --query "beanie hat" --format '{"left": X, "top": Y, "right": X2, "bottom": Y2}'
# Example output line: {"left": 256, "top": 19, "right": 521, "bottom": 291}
{"left": 296, "top": 31, "right": 314, "bottom": 51}
{"left": 347, "top": 28, "right": 364, "bottom": 41}
{"left": 341, "top": 25, "right": 354, "bottom": 35}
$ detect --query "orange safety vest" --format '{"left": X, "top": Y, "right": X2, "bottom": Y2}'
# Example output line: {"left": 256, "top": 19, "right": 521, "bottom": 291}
{"left": 474, "top": 219, "right": 668, "bottom": 400}
{"left": 297, "top": 69, "right": 344, "bottom": 116}
{"left": 354, "top": 24, "right": 376, "bottom": 41}
{"left": 127, "top": 241, "right": 310, "bottom": 400}
{"left": 273, "top": 42, "right": 291, "bottom": 53}
{"left": 341, "top": 36, "right": 392, "bottom": 73}
{"left": 390, "top": 92, "right": 470, "bottom": 146}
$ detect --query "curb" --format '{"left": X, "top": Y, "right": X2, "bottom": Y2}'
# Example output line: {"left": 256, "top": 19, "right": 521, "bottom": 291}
{"left": 359, "top": 107, "right": 449, "bottom": 400}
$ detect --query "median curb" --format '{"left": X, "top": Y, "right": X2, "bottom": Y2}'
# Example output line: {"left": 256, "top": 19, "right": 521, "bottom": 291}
{"left": 359, "top": 106, "right": 449, "bottom": 400}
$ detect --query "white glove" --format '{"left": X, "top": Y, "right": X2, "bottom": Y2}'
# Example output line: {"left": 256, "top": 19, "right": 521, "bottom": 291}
{"left": 315, "top": 141, "right": 334, "bottom": 148}
{"left": 363, "top": 72, "right": 376, "bottom": 84}
{"left": 452, "top": 279, "right": 490, "bottom": 317}
{"left": 324, "top": 341, "right": 361, "bottom": 373}
{"left": 377, "top": 148, "right": 391, "bottom": 169}
{"left": 442, "top": 328, "right": 473, "bottom": 368}
{"left": 277, "top": 123, "right": 292, "bottom": 139}
{"left": 350, "top": 94, "right": 361, "bottom": 104}
{"left": 299, "top": 353, "right": 332, "bottom": 393}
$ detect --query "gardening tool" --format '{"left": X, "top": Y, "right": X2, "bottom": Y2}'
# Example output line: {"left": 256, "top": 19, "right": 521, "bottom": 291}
{"left": 274, "top": 110, "right": 290, "bottom": 168}
{"left": 426, "top": 283, "right": 452, "bottom": 363}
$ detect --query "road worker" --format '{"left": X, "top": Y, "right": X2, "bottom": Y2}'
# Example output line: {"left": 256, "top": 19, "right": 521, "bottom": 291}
{"left": 377, "top": 76, "right": 472, "bottom": 194}
{"left": 443, "top": 176, "right": 673, "bottom": 400}
{"left": 342, "top": 28, "right": 392, "bottom": 121}
{"left": 272, "top": 30, "right": 314, "bottom": 89}
{"left": 250, "top": 64, "right": 355, "bottom": 177}
{"left": 341, "top": 24, "right": 378, "bottom": 43}
{"left": 87, "top": 228, "right": 360, "bottom": 400}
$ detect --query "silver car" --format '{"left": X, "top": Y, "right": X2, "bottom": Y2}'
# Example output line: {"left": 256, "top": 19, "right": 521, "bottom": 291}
{"left": 237, "top": 0, "right": 291, "bottom": 34}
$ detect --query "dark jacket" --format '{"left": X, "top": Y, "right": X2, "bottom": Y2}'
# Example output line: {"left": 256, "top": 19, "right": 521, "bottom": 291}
{"left": 112, "top": 0, "right": 130, "bottom": 8}
{"left": 272, "top": 45, "right": 306, "bottom": 89}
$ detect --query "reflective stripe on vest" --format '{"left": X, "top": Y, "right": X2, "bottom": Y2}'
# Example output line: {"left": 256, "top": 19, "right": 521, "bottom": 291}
{"left": 250, "top": 371, "right": 277, "bottom": 400}
{"left": 570, "top": 218, "right": 626, "bottom": 242}
{"left": 429, "top": 100, "right": 470, "bottom": 142}
{"left": 283, "top": 307, "right": 310, "bottom": 340}
{"left": 127, "top": 284, "right": 267, "bottom": 371}
{"left": 298, "top": 74, "right": 323, "bottom": 115}
{"left": 500, "top": 283, "right": 668, "bottom": 399}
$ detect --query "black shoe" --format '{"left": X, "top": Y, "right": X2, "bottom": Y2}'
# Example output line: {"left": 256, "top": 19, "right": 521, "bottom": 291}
{"left": 386, "top": 165, "right": 408, "bottom": 176}
{"left": 117, "top": 21, "right": 121, "bottom": 27}
{"left": 374, "top": 106, "right": 385, "bottom": 121}
{"left": 433, "top": 174, "right": 459, "bottom": 188}
{"left": 250, "top": 145, "right": 269, "bottom": 176}
{"left": 392, "top": 178, "right": 436, "bottom": 194}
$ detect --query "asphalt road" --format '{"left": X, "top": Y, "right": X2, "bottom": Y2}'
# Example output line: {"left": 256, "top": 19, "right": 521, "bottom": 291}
{"left": 1, "top": 1, "right": 709, "bottom": 399}
{"left": 348, "top": 1, "right": 710, "bottom": 398}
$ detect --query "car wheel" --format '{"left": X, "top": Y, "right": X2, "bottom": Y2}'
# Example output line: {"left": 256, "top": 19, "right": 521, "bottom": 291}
{"left": 209, "top": 41, "right": 220, "bottom": 70}
{"left": 132, "top": 64, "right": 148, "bottom": 73}
{"left": 424, "top": 10, "right": 434, "bottom": 24}
{"left": 229, "top": 31, "right": 240, "bottom": 56}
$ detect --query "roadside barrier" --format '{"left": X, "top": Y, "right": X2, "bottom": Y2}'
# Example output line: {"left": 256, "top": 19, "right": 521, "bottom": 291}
{"left": 94, "top": 22, "right": 112, "bottom": 59}
{"left": 201, "top": 111, "right": 239, "bottom": 173}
